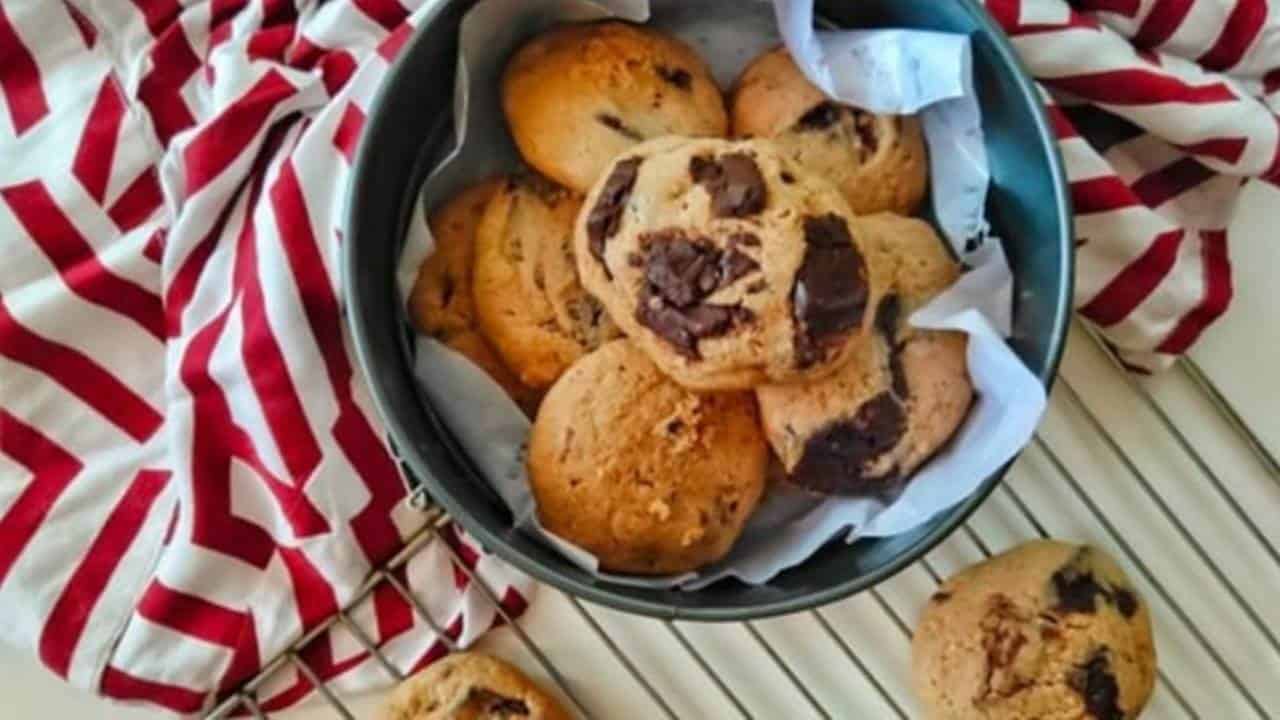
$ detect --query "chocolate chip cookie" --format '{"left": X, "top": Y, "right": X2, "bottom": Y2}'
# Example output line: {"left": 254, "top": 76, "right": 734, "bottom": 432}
{"left": 503, "top": 21, "right": 728, "bottom": 194}
{"left": 528, "top": 339, "right": 767, "bottom": 574}
{"left": 473, "top": 175, "right": 619, "bottom": 389}
{"left": 913, "top": 540, "right": 1157, "bottom": 720}
{"left": 730, "top": 47, "right": 928, "bottom": 216}
{"left": 755, "top": 214, "right": 970, "bottom": 496}
{"left": 575, "top": 136, "right": 892, "bottom": 391}
{"left": 381, "top": 652, "right": 570, "bottom": 720}
{"left": 409, "top": 179, "right": 541, "bottom": 414}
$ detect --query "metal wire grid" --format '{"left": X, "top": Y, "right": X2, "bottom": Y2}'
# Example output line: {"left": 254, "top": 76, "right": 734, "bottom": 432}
{"left": 205, "top": 325, "right": 1280, "bottom": 720}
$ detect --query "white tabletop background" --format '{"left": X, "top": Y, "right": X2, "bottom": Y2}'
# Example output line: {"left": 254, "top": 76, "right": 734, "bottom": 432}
{"left": 3, "top": 181, "right": 1278, "bottom": 718}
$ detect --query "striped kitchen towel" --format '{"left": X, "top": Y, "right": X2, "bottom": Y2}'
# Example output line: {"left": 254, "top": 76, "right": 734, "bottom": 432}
{"left": 988, "top": 0, "right": 1280, "bottom": 371}
{"left": 0, "top": 0, "right": 531, "bottom": 715}
{"left": 0, "top": 0, "right": 1277, "bottom": 715}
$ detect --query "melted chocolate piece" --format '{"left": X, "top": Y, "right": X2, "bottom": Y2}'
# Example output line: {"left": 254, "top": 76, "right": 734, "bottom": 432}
{"left": 789, "top": 392, "right": 906, "bottom": 495}
{"left": 1070, "top": 651, "right": 1124, "bottom": 720}
{"left": 596, "top": 113, "right": 643, "bottom": 141}
{"left": 1052, "top": 566, "right": 1110, "bottom": 615}
{"left": 689, "top": 153, "right": 767, "bottom": 218}
{"left": 796, "top": 101, "right": 843, "bottom": 131}
{"left": 931, "top": 591, "right": 952, "bottom": 604}
{"left": 466, "top": 687, "right": 531, "bottom": 717}
{"left": 780, "top": 171, "right": 796, "bottom": 184}
{"left": 586, "top": 158, "right": 641, "bottom": 277}
{"left": 1113, "top": 588, "right": 1139, "bottom": 619}
{"left": 635, "top": 231, "right": 759, "bottom": 358}
{"left": 656, "top": 65, "right": 693, "bottom": 90}
{"left": 792, "top": 214, "right": 869, "bottom": 367}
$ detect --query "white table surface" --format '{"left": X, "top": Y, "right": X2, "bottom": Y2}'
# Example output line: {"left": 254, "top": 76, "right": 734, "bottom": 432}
{"left": 4, "top": 181, "right": 1279, "bottom": 718}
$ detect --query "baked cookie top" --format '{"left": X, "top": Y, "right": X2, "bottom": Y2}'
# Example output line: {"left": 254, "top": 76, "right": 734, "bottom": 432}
{"left": 528, "top": 339, "right": 767, "bottom": 575}
{"left": 575, "top": 136, "right": 891, "bottom": 391}
{"left": 473, "top": 175, "right": 619, "bottom": 389}
{"left": 913, "top": 540, "right": 1157, "bottom": 720}
{"left": 381, "top": 652, "right": 570, "bottom": 720}
{"left": 756, "top": 214, "right": 970, "bottom": 495}
{"left": 731, "top": 46, "right": 927, "bottom": 216}
{"left": 503, "top": 21, "right": 728, "bottom": 194}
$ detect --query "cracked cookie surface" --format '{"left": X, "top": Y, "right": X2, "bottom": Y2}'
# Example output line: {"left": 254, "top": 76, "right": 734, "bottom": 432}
{"left": 503, "top": 21, "right": 728, "bottom": 194}
{"left": 528, "top": 339, "right": 766, "bottom": 574}
{"left": 912, "top": 540, "right": 1156, "bottom": 720}
{"left": 755, "top": 215, "right": 971, "bottom": 496}
{"left": 730, "top": 46, "right": 927, "bottom": 216}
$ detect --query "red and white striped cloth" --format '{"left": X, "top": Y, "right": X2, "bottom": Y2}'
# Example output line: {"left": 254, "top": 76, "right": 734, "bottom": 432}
{"left": 988, "top": 0, "right": 1280, "bottom": 371}
{"left": 0, "top": 0, "right": 531, "bottom": 715}
{"left": 1, "top": 0, "right": 1278, "bottom": 715}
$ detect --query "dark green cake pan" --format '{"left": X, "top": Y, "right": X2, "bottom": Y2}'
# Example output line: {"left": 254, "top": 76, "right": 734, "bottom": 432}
{"left": 343, "top": 0, "right": 1073, "bottom": 620}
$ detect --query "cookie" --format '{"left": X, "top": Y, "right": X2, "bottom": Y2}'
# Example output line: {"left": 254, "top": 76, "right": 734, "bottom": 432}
{"left": 730, "top": 46, "right": 928, "bottom": 216}
{"left": 408, "top": 180, "right": 542, "bottom": 414}
{"left": 755, "top": 215, "right": 970, "bottom": 496}
{"left": 913, "top": 540, "right": 1157, "bottom": 720}
{"left": 503, "top": 21, "right": 729, "bottom": 194}
{"left": 381, "top": 652, "right": 570, "bottom": 720}
{"left": 575, "top": 136, "right": 892, "bottom": 391}
{"left": 528, "top": 339, "right": 767, "bottom": 574}
{"left": 474, "top": 176, "right": 619, "bottom": 389}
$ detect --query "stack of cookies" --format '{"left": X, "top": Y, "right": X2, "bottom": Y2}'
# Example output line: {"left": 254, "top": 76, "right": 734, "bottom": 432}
{"left": 410, "top": 22, "right": 973, "bottom": 576}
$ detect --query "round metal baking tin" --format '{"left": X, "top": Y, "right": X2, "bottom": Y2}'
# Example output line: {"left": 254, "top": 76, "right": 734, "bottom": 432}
{"left": 343, "top": 0, "right": 1074, "bottom": 620}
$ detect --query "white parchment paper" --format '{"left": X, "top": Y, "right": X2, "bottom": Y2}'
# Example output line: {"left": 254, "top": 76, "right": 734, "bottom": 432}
{"left": 398, "top": 0, "right": 1048, "bottom": 587}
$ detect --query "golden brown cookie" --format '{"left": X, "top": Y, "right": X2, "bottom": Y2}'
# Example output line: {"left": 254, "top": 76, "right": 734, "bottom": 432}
{"left": 913, "top": 540, "right": 1157, "bottom": 720}
{"left": 408, "top": 180, "right": 542, "bottom": 414}
{"left": 503, "top": 21, "right": 728, "bottom": 194}
{"left": 528, "top": 339, "right": 767, "bottom": 574}
{"left": 755, "top": 215, "right": 970, "bottom": 496}
{"left": 730, "top": 46, "right": 927, "bottom": 216}
{"left": 575, "top": 136, "right": 892, "bottom": 391}
{"left": 474, "top": 176, "right": 619, "bottom": 389}
{"left": 381, "top": 652, "right": 570, "bottom": 720}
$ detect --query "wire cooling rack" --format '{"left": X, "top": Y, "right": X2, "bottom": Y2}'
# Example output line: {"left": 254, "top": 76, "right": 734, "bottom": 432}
{"left": 204, "top": 322, "right": 1280, "bottom": 719}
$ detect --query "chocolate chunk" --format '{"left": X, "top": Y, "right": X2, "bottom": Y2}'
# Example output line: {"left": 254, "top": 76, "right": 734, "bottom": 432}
{"left": 1113, "top": 588, "right": 1139, "bottom": 619}
{"left": 690, "top": 153, "right": 767, "bottom": 218}
{"left": 931, "top": 591, "right": 952, "bottom": 604}
{"left": 656, "top": 65, "right": 693, "bottom": 90}
{"left": 720, "top": 249, "right": 760, "bottom": 286}
{"left": 792, "top": 214, "right": 869, "bottom": 367}
{"left": 586, "top": 158, "right": 641, "bottom": 277}
{"left": 466, "top": 687, "right": 530, "bottom": 717}
{"left": 643, "top": 235, "right": 719, "bottom": 307}
{"left": 635, "top": 232, "right": 758, "bottom": 358}
{"left": 729, "top": 232, "right": 761, "bottom": 248}
{"left": 780, "top": 171, "right": 796, "bottom": 184}
{"left": 1070, "top": 651, "right": 1124, "bottom": 720}
{"left": 876, "top": 295, "right": 909, "bottom": 398}
{"left": 852, "top": 110, "right": 879, "bottom": 153}
{"left": 637, "top": 298, "right": 751, "bottom": 358}
{"left": 745, "top": 279, "right": 767, "bottom": 294}
{"left": 596, "top": 113, "right": 643, "bottom": 141}
{"left": 788, "top": 392, "right": 906, "bottom": 495}
{"left": 1052, "top": 566, "right": 1110, "bottom": 615}
{"left": 796, "top": 101, "right": 843, "bottom": 131}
